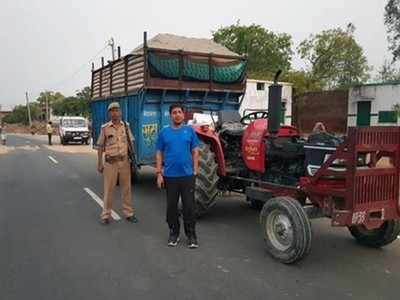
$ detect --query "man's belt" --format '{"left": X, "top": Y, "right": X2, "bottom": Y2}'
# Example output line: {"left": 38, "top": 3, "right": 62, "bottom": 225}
{"left": 105, "top": 154, "right": 126, "bottom": 164}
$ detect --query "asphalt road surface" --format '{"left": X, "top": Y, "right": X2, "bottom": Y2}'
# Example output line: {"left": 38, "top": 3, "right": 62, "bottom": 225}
{"left": 1, "top": 134, "right": 399, "bottom": 300}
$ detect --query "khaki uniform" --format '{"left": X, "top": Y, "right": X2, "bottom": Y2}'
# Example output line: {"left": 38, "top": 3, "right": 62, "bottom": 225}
{"left": 97, "top": 120, "right": 134, "bottom": 220}
{"left": 46, "top": 124, "right": 53, "bottom": 134}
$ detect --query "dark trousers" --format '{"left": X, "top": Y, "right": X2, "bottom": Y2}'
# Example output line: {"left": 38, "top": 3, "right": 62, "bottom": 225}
{"left": 48, "top": 133, "right": 52, "bottom": 145}
{"left": 164, "top": 176, "right": 196, "bottom": 236}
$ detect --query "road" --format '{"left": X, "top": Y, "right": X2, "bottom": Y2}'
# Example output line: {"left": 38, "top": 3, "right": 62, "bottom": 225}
{"left": 1, "top": 134, "right": 399, "bottom": 300}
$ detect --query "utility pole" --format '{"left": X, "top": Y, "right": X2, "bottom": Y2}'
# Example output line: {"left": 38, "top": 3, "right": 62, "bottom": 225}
{"left": 108, "top": 37, "right": 115, "bottom": 61}
{"left": 25, "top": 92, "right": 32, "bottom": 127}
{"left": 45, "top": 92, "right": 49, "bottom": 122}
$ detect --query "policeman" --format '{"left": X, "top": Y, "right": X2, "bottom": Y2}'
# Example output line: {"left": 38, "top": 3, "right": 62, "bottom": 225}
{"left": 97, "top": 102, "right": 138, "bottom": 225}
{"left": 46, "top": 121, "right": 53, "bottom": 145}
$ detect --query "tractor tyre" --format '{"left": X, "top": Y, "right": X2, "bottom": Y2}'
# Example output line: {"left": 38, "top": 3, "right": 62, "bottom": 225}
{"left": 60, "top": 137, "right": 65, "bottom": 145}
{"left": 260, "top": 196, "right": 312, "bottom": 264}
{"left": 348, "top": 220, "right": 400, "bottom": 248}
{"left": 194, "top": 142, "right": 219, "bottom": 217}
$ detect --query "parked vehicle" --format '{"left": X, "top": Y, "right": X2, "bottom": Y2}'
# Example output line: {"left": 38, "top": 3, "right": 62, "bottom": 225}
{"left": 90, "top": 32, "right": 247, "bottom": 177}
{"left": 59, "top": 116, "right": 90, "bottom": 145}
{"left": 90, "top": 33, "right": 400, "bottom": 263}
{"left": 190, "top": 71, "right": 400, "bottom": 263}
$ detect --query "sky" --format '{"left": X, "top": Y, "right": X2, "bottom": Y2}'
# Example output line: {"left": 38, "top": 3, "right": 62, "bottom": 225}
{"left": 0, "top": 0, "right": 390, "bottom": 110}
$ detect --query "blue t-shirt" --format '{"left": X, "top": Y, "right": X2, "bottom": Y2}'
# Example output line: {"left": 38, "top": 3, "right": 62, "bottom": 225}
{"left": 156, "top": 125, "right": 199, "bottom": 177}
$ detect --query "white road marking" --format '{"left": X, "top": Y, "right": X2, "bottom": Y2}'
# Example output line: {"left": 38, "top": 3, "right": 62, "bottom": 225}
{"left": 83, "top": 187, "right": 121, "bottom": 220}
{"left": 48, "top": 155, "right": 59, "bottom": 164}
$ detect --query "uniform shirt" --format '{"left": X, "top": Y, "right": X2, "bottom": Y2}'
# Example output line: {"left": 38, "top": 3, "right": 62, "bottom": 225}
{"left": 46, "top": 124, "right": 53, "bottom": 134}
{"left": 97, "top": 121, "right": 134, "bottom": 157}
{"left": 156, "top": 125, "right": 199, "bottom": 177}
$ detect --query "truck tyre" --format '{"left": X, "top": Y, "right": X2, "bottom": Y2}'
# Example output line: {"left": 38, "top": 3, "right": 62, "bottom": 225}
{"left": 260, "top": 196, "right": 312, "bottom": 264}
{"left": 195, "top": 142, "right": 219, "bottom": 217}
{"left": 130, "top": 165, "right": 139, "bottom": 184}
{"left": 348, "top": 220, "right": 400, "bottom": 248}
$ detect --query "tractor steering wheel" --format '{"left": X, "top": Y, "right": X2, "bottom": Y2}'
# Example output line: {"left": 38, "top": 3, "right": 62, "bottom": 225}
{"left": 240, "top": 111, "right": 269, "bottom": 125}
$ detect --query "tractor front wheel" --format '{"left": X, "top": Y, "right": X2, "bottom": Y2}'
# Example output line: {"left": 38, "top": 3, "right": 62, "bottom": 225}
{"left": 260, "top": 197, "right": 312, "bottom": 264}
{"left": 348, "top": 220, "right": 400, "bottom": 248}
{"left": 194, "top": 142, "right": 219, "bottom": 217}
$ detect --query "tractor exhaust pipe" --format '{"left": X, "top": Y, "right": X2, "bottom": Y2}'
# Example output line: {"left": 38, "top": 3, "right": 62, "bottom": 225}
{"left": 268, "top": 70, "right": 283, "bottom": 136}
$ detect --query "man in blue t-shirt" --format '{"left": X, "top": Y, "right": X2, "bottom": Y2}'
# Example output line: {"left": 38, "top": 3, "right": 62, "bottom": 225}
{"left": 156, "top": 103, "right": 200, "bottom": 248}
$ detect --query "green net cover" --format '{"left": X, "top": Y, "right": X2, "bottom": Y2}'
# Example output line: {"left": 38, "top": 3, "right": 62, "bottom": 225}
{"left": 148, "top": 53, "right": 180, "bottom": 78}
{"left": 148, "top": 52, "right": 246, "bottom": 83}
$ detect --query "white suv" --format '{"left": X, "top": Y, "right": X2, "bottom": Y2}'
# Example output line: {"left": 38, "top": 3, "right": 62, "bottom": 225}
{"left": 59, "top": 116, "right": 90, "bottom": 145}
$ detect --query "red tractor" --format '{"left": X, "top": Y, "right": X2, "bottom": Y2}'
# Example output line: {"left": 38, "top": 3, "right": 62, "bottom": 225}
{"left": 191, "top": 72, "right": 400, "bottom": 264}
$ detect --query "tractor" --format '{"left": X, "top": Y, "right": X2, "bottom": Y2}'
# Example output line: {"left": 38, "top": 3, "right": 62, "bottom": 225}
{"left": 191, "top": 71, "right": 400, "bottom": 264}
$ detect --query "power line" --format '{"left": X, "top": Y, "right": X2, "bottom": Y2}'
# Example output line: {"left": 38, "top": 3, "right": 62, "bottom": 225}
{"left": 46, "top": 44, "right": 109, "bottom": 90}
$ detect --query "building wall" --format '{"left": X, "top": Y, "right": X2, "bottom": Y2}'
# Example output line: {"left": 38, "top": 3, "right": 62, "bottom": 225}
{"left": 348, "top": 83, "right": 400, "bottom": 127}
{"left": 293, "top": 90, "right": 348, "bottom": 134}
{"left": 240, "top": 79, "right": 293, "bottom": 125}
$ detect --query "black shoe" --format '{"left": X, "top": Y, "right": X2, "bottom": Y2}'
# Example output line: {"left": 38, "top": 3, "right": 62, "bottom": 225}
{"left": 126, "top": 215, "right": 138, "bottom": 223}
{"left": 187, "top": 236, "right": 199, "bottom": 249}
{"left": 168, "top": 234, "right": 180, "bottom": 247}
{"left": 100, "top": 218, "right": 111, "bottom": 225}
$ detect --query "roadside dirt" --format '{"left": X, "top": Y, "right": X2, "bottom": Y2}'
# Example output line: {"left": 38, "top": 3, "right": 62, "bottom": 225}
{"left": 0, "top": 145, "right": 14, "bottom": 155}
{"left": 1, "top": 122, "right": 59, "bottom": 135}
{"left": 43, "top": 144, "right": 96, "bottom": 155}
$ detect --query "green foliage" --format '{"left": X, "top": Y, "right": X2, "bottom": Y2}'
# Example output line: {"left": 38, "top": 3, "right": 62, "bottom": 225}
{"left": 393, "top": 103, "right": 400, "bottom": 118}
{"left": 52, "top": 87, "right": 91, "bottom": 118}
{"left": 3, "top": 103, "right": 43, "bottom": 124}
{"left": 4, "top": 86, "right": 91, "bottom": 124}
{"left": 385, "top": 0, "right": 400, "bottom": 61}
{"left": 297, "top": 23, "right": 370, "bottom": 90}
{"left": 36, "top": 91, "right": 65, "bottom": 107}
{"left": 375, "top": 59, "right": 400, "bottom": 83}
{"left": 212, "top": 21, "right": 293, "bottom": 79}
{"left": 282, "top": 70, "right": 324, "bottom": 96}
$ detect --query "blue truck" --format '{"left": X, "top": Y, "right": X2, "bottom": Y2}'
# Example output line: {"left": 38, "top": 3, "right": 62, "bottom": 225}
{"left": 90, "top": 33, "right": 247, "bottom": 215}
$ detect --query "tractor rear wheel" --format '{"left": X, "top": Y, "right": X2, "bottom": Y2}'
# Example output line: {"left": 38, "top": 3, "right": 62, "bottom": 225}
{"left": 194, "top": 142, "right": 219, "bottom": 217}
{"left": 260, "top": 197, "right": 312, "bottom": 264}
{"left": 348, "top": 220, "right": 400, "bottom": 248}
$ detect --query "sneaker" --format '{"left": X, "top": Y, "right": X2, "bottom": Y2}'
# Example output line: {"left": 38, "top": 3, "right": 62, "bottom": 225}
{"left": 100, "top": 218, "right": 111, "bottom": 225}
{"left": 168, "top": 234, "right": 180, "bottom": 247}
{"left": 187, "top": 237, "right": 199, "bottom": 249}
{"left": 126, "top": 215, "right": 138, "bottom": 223}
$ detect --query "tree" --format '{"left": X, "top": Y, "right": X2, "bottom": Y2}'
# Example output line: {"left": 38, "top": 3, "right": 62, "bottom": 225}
{"left": 36, "top": 91, "right": 65, "bottom": 108}
{"left": 297, "top": 24, "right": 370, "bottom": 90}
{"left": 282, "top": 70, "right": 324, "bottom": 96}
{"left": 375, "top": 59, "right": 400, "bottom": 82}
{"left": 3, "top": 103, "right": 42, "bottom": 124}
{"left": 76, "top": 86, "right": 91, "bottom": 102}
{"left": 51, "top": 87, "right": 91, "bottom": 117}
{"left": 212, "top": 22, "right": 293, "bottom": 79}
{"left": 385, "top": 0, "right": 400, "bottom": 61}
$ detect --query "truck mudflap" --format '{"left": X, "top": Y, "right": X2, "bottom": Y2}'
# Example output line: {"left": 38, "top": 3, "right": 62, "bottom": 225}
{"left": 302, "top": 127, "right": 400, "bottom": 229}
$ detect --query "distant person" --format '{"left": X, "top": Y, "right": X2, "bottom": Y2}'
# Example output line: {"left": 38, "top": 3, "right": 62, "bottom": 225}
{"left": 156, "top": 103, "right": 200, "bottom": 248}
{"left": 0, "top": 125, "right": 6, "bottom": 145}
{"left": 46, "top": 121, "right": 53, "bottom": 145}
{"left": 96, "top": 102, "right": 138, "bottom": 225}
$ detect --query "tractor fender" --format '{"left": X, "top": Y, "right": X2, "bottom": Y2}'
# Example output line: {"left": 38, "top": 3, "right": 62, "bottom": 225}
{"left": 192, "top": 125, "right": 226, "bottom": 176}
